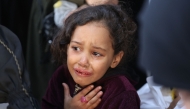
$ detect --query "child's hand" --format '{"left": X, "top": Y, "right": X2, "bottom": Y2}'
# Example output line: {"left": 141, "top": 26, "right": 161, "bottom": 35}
{"left": 62, "top": 83, "right": 103, "bottom": 109}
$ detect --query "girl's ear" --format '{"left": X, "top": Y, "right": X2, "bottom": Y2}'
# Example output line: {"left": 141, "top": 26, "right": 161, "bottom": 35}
{"left": 110, "top": 51, "right": 124, "bottom": 68}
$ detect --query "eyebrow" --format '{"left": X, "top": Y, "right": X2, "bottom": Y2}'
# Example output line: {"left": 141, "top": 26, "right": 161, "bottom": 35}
{"left": 71, "top": 41, "right": 82, "bottom": 45}
{"left": 93, "top": 46, "right": 107, "bottom": 52}
{"left": 71, "top": 40, "right": 107, "bottom": 51}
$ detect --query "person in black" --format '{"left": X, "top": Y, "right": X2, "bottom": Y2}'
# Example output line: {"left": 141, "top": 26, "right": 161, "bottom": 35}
{"left": 0, "top": 25, "right": 39, "bottom": 109}
{"left": 138, "top": 1, "right": 190, "bottom": 109}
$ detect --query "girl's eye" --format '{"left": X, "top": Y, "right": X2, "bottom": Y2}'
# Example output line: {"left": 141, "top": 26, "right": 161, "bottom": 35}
{"left": 72, "top": 46, "right": 80, "bottom": 51}
{"left": 93, "top": 52, "right": 102, "bottom": 57}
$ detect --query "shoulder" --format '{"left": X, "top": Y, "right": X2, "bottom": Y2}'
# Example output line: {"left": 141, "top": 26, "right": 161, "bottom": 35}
{"left": 108, "top": 91, "right": 140, "bottom": 109}
{"left": 0, "top": 25, "right": 21, "bottom": 51}
{"left": 104, "top": 75, "right": 139, "bottom": 97}
{"left": 97, "top": 75, "right": 140, "bottom": 109}
{"left": 52, "top": 65, "right": 68, "bottom": 78}
{"left": 42, "top": 65, "right": 69, "bottom": 108}
{"left": 46, "top": 65, "right": 67, "bottom": 89}
{"left": 103, "top": 75, "right": 136, "bottom": 92}
{"left": 47, "top": 65, "right": 70, "bottom": 91}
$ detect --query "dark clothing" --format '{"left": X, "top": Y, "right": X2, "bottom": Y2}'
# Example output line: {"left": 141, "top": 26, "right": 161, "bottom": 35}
{"left": 26, "top": 0, "right": 85, "bottom": 103}
{"left": 0, "top": 25, "right": 39, "bottom": 109}
{"left": 26, "top": 0, "right": 58, "bottom": 103}
{"left": 0, "top": 0, "right": 32, "bottom": 57}
{"left": 42, "top": 65, "right": 140, "bottom": 109}
{"left": 119, "top": 0, "right": 147, "bottom": 90}
{"left": 139, "top": 1, "right": 190, "bottom": 90}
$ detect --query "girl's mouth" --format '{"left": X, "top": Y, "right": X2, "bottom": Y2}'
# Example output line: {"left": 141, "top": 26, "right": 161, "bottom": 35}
{"left": 75, "top": 68, "right": 92, "bottom": 77}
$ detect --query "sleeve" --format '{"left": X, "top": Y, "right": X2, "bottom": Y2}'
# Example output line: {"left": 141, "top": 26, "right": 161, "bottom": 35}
{"left": 41, "top": 66, "right": 65, "bottom": 109}
{"left": 107, "top": 91, "right": 140, "bottom": 109}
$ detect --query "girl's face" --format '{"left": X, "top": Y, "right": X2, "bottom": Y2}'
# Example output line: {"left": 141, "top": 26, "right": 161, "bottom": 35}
{"left": 67, "top": 22, "right": 123, "bottom": 87}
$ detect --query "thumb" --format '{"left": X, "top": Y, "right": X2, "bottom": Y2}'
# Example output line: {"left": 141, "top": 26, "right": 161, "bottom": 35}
{"left": 62, "top": 83, "right": 71, "bottom": 100}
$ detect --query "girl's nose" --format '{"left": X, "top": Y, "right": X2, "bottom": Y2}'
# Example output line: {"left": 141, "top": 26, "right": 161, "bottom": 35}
{"left": 78, "top": 56, "right": 89, "bottom": 68}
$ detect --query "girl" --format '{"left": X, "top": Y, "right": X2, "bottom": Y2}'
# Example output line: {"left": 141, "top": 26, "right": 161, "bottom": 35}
{"left": 42, "top": 5, "right": 140, "bottom": 109}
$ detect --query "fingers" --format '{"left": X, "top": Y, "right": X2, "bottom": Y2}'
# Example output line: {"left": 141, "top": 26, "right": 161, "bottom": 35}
{"left": 62, "top": 83, "right": 71, "bottom": 100}
{"left": 77, "top": 85, "right": 103, "bottom": 105}
{"left": 87, "top": 91, "right": 103, "bottom": 107}
{"left": 71, "top": 85, "right": 103, "bottom": 109}
{"left": 85, "top": 86, "right": 103, "bottom": 109}
{"left": 85, "top": 86, "right": 102, "bottom": 102}
{"left": 88, "top": 99, "right": 101, "bottom": 109}
{"left": 167, "top": 96, "right": 181, "bottom": 109}
{"left": 77, "top": 85, "right": 95, "bottom": 99}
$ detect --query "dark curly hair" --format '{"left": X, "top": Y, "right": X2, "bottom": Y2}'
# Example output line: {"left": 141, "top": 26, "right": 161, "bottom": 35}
{"left": 51, "top": 4, "right": 137, "bottom": 68}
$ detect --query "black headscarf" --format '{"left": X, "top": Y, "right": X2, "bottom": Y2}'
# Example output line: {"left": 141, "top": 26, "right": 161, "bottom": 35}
{"left": 139, "top": 1, "right": 190, "bottom": 91}
{"left": 0, "top": 25, "right": 39, "bottom": 109}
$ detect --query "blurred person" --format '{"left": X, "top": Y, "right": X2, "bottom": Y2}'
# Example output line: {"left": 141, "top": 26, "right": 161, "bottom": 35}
{"left": 0, "top": 25, "right": 39, "bottom": 109}
{"left": 138, "top": 0, "right": 190, "bottom": 109}
{"left": 0, "top": 0, "right": 32, "bottom": 57}
{"left": 27, "top": 0, "right": 85, "bottom": 103}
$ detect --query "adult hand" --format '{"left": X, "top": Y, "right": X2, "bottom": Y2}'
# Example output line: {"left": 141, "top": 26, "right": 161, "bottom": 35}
{"left": 62, "top": 83, "right": 103, "bottom": 109}
{"left": 167, "top": 90, "right": 181, "bottom": 109}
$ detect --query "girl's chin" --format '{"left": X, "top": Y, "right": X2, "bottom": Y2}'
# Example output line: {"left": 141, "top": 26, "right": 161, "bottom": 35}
{"left": 75, "top": 81, "right": 90, "bottom": 88}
